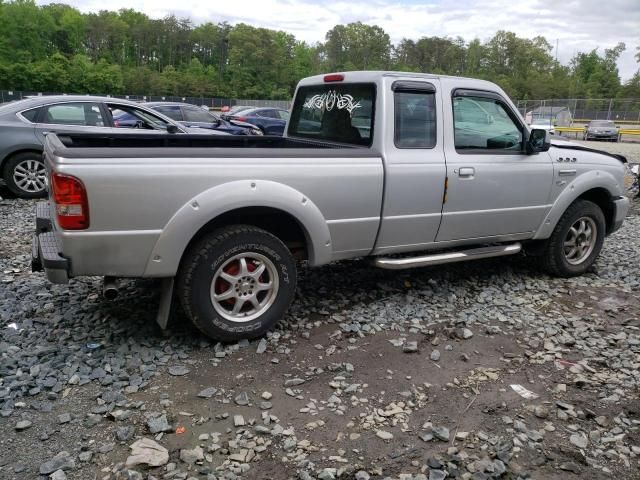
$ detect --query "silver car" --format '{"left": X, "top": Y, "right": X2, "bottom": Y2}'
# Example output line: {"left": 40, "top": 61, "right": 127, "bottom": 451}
{"left": 0, "top": 95, "right": 227, "bottom": 198}
{"left": 584, "top": 120, "right": 618, "bottom": 142}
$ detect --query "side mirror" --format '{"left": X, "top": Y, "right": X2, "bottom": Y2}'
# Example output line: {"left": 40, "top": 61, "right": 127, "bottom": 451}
{"left": 526, "top": 128, "right": 550, "bottom": 154}
{"left": 166, "top": 124, "right": 179, "bottom": 134}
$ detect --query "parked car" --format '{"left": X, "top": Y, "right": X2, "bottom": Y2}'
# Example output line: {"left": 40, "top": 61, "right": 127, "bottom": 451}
{"left": 223, "top": 105, "right": 253, "bottom": 117}
{"left": 145, "top": 102, "right": 262, "bottom": 135}
{"left": 228, "top": 107, "right": 290, "bottom": 135}
{"left": 33, "top": 71, "right": 629, "bottom": 342}
{"left": 529, "top": 117, "right": 556, "bottom": 135}
{"left": 0, "top": 95, "right": 227, "bottom": 198}
{"left": 584, "top": 120, "right": 618, "bottom": 141}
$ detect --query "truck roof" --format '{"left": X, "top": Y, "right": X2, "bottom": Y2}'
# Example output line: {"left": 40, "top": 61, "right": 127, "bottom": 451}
{"left": 297, "top": 70, "right": 500, "bottom": 90}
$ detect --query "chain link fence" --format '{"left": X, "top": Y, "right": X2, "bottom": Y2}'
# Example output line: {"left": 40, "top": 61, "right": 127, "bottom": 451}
{"left": 0, "top": 90, "right": 290, "bottom": 110}
{"left": 516, "top": 98, "right": 640, "bottom": 125}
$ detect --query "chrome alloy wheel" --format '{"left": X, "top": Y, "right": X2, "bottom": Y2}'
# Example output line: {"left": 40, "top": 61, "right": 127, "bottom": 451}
{"left": 210, "top": 253, "right": 279, "bottom": 322}
{"left": 563, "top": 217, "right": 597, "bottom": 265}
{"left": 13, "top": 159, "right": 46, "bottom": 194}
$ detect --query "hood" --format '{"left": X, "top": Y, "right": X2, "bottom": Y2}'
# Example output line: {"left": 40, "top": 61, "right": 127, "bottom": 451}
{"left": 550, "top": 139, "right": 626, "bottom": 163}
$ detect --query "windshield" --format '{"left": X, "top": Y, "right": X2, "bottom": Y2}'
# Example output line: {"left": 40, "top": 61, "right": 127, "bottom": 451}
{"left": 288, "top": 83, "right": 375, "bottom": 146}
{"left": 589, "top": 120, "right": 615, "bottom": 127}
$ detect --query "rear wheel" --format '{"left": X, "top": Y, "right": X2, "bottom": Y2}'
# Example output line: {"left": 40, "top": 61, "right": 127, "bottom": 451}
{"left": 4, "top": 152, "right": 47, "bottom": 198}
{"left": 177, "top": 225, "right": 297, "bottom": 341}
{"left": 542, "top": 200, "right": 605, "bottom": 277}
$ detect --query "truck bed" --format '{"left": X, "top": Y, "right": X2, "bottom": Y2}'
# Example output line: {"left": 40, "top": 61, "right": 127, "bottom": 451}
{"left": 51, "top": 132, "right": 370, "bottom": 159}
{"left": 43, "top": 132, "right": 385, "bottom": 277}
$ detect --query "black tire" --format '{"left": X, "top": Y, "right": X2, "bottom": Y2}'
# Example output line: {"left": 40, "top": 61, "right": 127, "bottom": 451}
{"left": 3, "top": 151, "right": 47, "bottom": 198}
{"left": 542, "top": 200, "right": 605, "bottom": 277}
{"left": 177, "top": 225, "right": 297, "bottom": 341}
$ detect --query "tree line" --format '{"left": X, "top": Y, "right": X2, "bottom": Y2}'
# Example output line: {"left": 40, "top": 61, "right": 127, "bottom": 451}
{"left": 0, "top": 0, "right": 639, "bottom": 100}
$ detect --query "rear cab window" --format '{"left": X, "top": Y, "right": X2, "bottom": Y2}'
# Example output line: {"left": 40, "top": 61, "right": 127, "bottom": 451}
{"left": 288, "top": 83, "right": 375, "bottom": 146}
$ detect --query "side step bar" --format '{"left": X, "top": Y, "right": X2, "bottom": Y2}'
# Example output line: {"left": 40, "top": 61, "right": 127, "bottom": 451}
{"left": 373, "top": 243, "right": 522, "bottom": 270}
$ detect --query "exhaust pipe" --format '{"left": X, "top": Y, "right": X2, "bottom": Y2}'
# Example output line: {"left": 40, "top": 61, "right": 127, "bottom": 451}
{"left": 103, "top": 276, "right": 119, "bottom": 300}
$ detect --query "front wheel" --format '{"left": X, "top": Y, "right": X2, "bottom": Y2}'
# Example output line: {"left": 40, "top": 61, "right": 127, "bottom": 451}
{"left": 177, "top": 225, "right": 297, "bottom": 341}
{"left": 542, "top": 200, "right": 605, "bottom": 277}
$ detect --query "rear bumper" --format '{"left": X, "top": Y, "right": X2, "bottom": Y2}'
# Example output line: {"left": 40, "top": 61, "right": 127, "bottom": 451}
{"left": 32, "top": 201, "right": 70, "bottom": 284}
{"left": 609, "top": 196, "right": 630, "bottom": 234}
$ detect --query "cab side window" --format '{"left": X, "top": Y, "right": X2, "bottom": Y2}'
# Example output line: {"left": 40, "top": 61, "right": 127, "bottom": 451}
{"left": 109, "top": 104, "right": 171, "bottom": 130}
{"left": 20, "top": 107, "right": 40, "bottom": 123}
{"left": 258, "top": 109, "right": 277, "bottom": 119}
{"left": 155, "top": 106, "right": 183, "bottom": 121}
{"left": 42, "top": 103, "right": 105, "bottom": 126}
{"left": 183, "top": 106, "right": 214, "bottom": 123}
{"left": 452, "top": 94, "right": 522, "bottom": 152}
{"left": 394, "top": 91, "right": 436, "bottom": 148}
{"left": 276, "top": 110, "right": 290, "bottom": 121}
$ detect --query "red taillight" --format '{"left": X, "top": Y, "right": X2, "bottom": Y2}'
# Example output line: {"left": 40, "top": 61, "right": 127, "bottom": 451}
{"left": 234, "top": 116, "right": 247, "bottom": 122}
{"left": 324, "top": 74, "right": 344, "bottom": 82}
{"left": 51, "top": 173, "right": 89, "bottom": 230}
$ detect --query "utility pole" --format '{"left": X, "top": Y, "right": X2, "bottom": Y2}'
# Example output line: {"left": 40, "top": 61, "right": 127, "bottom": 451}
{"left": 555, "top": 39, "right": 559, "bottom": 63}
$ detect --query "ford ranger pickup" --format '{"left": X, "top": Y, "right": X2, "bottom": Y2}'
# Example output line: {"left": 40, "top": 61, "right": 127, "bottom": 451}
{"left": 32, "top": 71, "right": 630, "bottom": 340}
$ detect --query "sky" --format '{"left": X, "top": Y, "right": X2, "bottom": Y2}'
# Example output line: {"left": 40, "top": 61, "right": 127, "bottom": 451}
{"left": 37, "top": 0, "right": 640, "bottom": 81}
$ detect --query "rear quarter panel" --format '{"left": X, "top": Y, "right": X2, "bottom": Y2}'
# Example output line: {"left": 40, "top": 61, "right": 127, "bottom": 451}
{"left": 0, "top": 121, "right": 41, "bottom": 168}
{"left": 47, "top": 148, "right": 383, "bottom": 277}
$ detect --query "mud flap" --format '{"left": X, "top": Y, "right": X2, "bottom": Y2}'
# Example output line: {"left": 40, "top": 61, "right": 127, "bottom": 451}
{"left": 156, "top": 277, "right": 174, "bottom": 330}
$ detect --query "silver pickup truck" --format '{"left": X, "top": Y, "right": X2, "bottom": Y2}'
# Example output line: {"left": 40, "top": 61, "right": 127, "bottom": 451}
{"left": 33, "top": 71, "right": 630, "bottom": 341}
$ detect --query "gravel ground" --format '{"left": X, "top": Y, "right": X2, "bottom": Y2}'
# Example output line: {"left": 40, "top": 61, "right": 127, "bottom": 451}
{"left": 1, "top": 178, "right": 640, "bottom": 480}
{"left": 569, "top": 138, "right": 640, "bottom": 163}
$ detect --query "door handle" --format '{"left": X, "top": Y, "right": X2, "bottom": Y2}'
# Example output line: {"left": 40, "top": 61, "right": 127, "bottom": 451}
{"left": 458, "top": 167, "right": 475, "bottom": 177}
{"left": 558, "top": 169, "right": 576, "bottom": 176}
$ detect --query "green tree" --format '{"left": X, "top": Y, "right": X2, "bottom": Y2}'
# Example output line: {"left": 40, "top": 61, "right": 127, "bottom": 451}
{"left": 0, "top": 1, "right": 633, "bottom": 101}
{"left": 324, "top": 22, "right": 391, "bottom": 70}
{"left": 41, "top": 3, "right": 85, "bottom": 55}
{"left": 31, "top": 52, "right": 70, "bottom": 91}
{"left": 571, "top": 43, "right": 625, "bottom": 98}
{"left": 0, "top": 0, "right": 55, "bottom": 61}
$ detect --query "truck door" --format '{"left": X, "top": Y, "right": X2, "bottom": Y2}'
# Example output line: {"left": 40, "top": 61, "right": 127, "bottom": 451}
{"left": 373, "top": 79, "right": 447, "bottom": 255}
{"left": 436, "top": 89, "right": 553, "bottom": 242}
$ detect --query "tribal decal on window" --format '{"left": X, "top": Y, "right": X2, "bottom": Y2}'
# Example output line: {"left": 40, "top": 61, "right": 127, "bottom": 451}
{"left": 303, "top": 90, "right": 362, "bottom": 115}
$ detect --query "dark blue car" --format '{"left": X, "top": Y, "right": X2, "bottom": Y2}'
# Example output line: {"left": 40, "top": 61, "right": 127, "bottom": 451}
{"left": 228, "top": 107, "right": 290, "bottom": 136}
{"left": 145, "top": 102, "right": 263, "bottom": 135}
